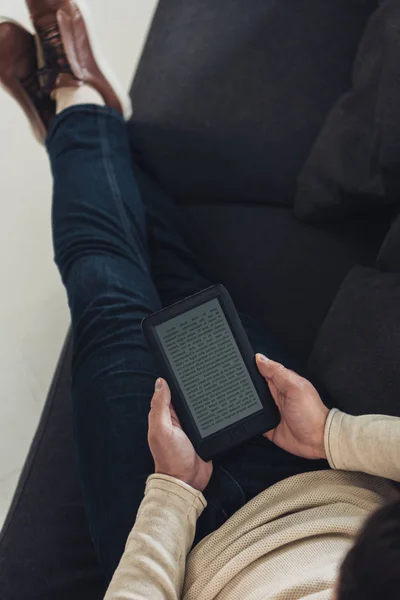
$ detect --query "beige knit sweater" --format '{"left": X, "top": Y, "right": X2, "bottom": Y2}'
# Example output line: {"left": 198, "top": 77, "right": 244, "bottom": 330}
{"left": 104, "top": 409, "right": 400, "bottom": 600}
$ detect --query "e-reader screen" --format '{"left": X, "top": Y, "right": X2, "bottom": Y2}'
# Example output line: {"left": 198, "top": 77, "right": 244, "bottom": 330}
{"left": 154, "top": 298, "right": 263, "bottom": 438}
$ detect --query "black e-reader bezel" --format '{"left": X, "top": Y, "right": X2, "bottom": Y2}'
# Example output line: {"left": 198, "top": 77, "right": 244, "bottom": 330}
{"left": 142, "top": 285, "right": 280, "bottom": 461}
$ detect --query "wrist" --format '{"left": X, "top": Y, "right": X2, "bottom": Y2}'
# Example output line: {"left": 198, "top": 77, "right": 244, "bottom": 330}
{"left": 183, "top": 475, "right": 207, "bottom": 492}
{"left": 155, "top": 470, "right": 205, "bottom": 492}
{"left": 175, "top": 473, "right": 209, "bottom": 492}
{"left": 312, "top": 407, "right": 329, "bottom": 460}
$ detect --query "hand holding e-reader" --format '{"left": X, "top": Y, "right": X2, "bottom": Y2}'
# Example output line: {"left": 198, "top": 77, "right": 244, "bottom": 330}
{"left": 143, "top": 285, "right": 280, "bottom": 461}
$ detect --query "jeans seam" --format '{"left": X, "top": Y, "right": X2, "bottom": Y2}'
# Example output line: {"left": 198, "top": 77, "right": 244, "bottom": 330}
{"left": 219, "top": 465, "right": 246, "bottom": 504}
{"left": 98, "top": 112, "right": 148, "bottom": 274}
{"left": 98, "top": 112, "right": 130, "bottom": 237}
{"left": 210, "top": 497, "right": 229, "bottom": 519}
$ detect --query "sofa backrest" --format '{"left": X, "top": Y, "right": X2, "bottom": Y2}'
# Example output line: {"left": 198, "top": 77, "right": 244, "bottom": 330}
{"left": 130, "top": 0, "right": 377, "bottom": 205}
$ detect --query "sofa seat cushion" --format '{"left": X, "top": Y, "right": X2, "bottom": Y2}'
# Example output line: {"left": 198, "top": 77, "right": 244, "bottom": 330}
{"left": 182, "top": 204, "right": 388, "bottom": 359}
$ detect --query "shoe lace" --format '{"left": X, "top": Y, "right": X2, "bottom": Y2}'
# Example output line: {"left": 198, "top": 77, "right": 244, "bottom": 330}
{"left": 37, "top": 23, "right": 72, "bottom": 92}
{"left": 20, "top": 67, "right": 56, "bottom": 127}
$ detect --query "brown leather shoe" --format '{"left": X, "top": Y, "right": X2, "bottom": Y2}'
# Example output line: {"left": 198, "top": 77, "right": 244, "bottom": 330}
{"left": 0, "top": 19, "right": 55, "bottom": 143}
{"left": 26, "top": 0, "right": 132, "bottom": 119}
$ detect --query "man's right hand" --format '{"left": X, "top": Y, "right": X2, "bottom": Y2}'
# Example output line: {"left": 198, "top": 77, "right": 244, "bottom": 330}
{"left": 256, "top": 354, "right": 329, "bottom": 460}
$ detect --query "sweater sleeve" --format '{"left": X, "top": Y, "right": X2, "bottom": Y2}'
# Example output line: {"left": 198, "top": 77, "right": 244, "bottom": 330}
{"left": 324, "top": 409, "right": 400, "bottom": 482}
{"left": 104, "top": 474, "right": 206, "bottom": 600}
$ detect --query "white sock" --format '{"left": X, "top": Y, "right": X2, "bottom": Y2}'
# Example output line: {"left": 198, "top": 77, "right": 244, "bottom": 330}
{"left": 55, "top": 84, "right": 105, "bottom": 114}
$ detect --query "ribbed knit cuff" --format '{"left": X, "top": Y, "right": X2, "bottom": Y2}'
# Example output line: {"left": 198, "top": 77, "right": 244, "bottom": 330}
{"left": 324, "top": 408, "right": 347, "bottom": 470}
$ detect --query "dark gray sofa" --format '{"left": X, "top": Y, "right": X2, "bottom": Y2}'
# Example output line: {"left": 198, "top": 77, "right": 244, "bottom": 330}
{"left": 1, "top": 1, "right": 399, "bottom": 599}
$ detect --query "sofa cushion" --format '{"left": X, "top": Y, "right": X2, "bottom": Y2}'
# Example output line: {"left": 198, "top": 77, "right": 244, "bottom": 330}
{"left": 182, "top": 204, "right": 388, "bottom": 359}
{"left": 308, "top": 266, "right": 400, "bottom": 416}
{"left": 130, "top": 0, "right": 376, "bottom": 206}
{"left": 295, "top": 0, "right": 400, "bottom": 222}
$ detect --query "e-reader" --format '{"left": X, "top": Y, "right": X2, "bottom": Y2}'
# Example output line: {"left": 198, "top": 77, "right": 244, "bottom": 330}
{"left": 142, "top": 285, "right": 280, "bottom": 461}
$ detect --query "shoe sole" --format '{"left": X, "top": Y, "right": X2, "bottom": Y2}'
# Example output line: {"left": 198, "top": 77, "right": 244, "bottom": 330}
{"left": 0, "top": 17, "right": 46, "bottom": 144}
{"left": 72, "top": 0, "right": 133, "bottom": 121}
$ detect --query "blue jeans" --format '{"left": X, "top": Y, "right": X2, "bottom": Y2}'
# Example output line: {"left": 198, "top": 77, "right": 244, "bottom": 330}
{"left": 48, "top": 105, "right": 328, "bottom": 581}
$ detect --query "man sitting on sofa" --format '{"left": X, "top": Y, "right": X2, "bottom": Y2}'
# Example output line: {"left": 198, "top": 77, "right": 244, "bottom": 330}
{"left": 0, "top": 1, "right": 399, "bottom": 599}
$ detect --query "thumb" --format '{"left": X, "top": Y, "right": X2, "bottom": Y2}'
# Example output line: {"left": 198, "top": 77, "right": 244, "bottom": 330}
{"left": 256, "top": 354, "right": 295, "bottom": 397}
{"left": 149, "top": 378, "right": 172, "bottom": 431}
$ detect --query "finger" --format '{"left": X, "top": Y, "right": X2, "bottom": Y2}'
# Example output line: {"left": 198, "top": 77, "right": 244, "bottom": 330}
{"left": 256, "top": 354, "right": 298, "bottom": 395}
{"left": 149, "top": 378, "right": 173, "bottom": 432}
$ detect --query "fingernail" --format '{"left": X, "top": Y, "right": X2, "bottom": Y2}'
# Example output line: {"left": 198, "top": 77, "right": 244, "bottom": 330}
{"left": 155, "top": 378, "right": 164, "bottom": 391}
{"left": 257, "top": 353, "right": 269, "bottom": 363}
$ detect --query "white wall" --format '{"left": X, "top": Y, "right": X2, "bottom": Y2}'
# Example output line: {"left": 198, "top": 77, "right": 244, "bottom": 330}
{"left": 0, "top": 0, "right": 157, "bottom": 528}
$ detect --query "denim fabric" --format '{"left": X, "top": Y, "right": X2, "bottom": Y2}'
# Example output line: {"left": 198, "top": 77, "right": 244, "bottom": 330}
{"left": 47, "top": 105, "right": 328, "bottom": 581}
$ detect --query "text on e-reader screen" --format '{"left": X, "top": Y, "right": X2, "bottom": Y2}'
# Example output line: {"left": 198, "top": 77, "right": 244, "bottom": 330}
{"left": 155, "top": 298, "right": 263, "bottom": 438}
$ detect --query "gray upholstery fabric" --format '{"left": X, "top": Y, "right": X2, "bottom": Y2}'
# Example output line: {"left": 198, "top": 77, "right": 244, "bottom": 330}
{"left": 183, "top": 205, "right": 388, "bottom": 358}
{"left": 377, "top": 212, "right": 400, "bottom": 273}
{"left": 295, "top": 0, "right": 400, "bottom": 222}
{"left": 309, "top": 266, "right": 400, "bottom": 417}
{"left": 130, "top": 0, "right": 377, "bottom": 205}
